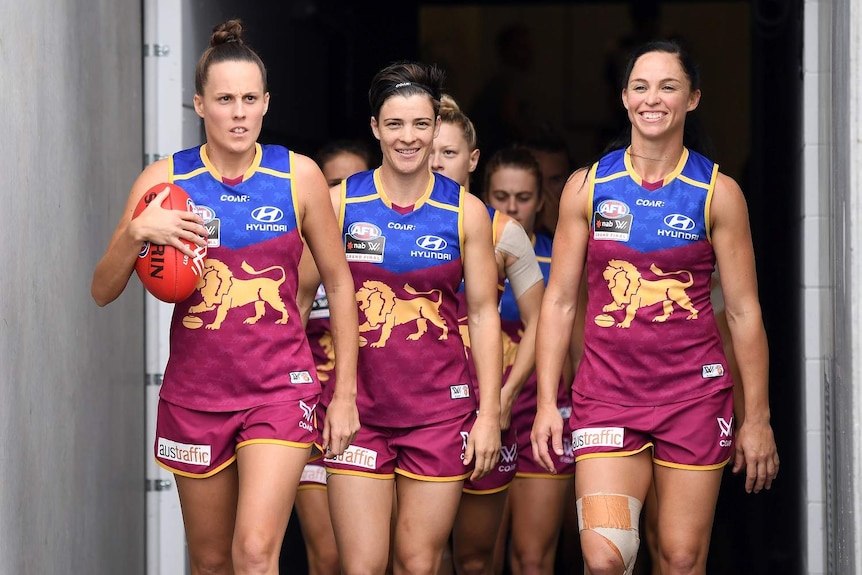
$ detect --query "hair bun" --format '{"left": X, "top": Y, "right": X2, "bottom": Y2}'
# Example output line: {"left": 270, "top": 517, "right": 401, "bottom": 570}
{"left": 211, "top": 19, "right": 244, "bottom": 47}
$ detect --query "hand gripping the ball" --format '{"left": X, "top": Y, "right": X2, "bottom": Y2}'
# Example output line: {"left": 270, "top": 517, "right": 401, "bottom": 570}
{"left": 132, "top": 183, "right": 208, "bottom": 303}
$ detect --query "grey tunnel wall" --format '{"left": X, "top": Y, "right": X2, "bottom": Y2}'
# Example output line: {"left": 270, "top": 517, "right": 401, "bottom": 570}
{"left": 1, "top": 1, "right": 146, "bottom": 573}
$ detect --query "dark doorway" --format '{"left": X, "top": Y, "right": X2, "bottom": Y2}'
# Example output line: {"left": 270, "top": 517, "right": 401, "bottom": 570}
{"left": 186, "top": 1, "right": 803, "bottom": 573}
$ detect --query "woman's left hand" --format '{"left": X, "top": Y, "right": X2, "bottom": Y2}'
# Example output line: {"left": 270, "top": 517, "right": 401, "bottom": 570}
{"left": 322, "top": 394, "right": 360, "bottom": 457}
{"left": 732, "top": 419, "right": 779, "bottom": 493}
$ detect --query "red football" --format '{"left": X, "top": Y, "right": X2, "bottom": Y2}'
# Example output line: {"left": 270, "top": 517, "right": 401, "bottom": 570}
{"left": 133, "top": 183, "right": 207, "bottom": 303}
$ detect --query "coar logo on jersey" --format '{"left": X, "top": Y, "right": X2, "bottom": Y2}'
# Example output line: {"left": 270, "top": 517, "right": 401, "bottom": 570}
{"left": 416, "top": 235, "right": 447, "bottom": 251}
{"left": 348, "top": 222, "right": 382, "bottom": 240}
{"left": 663, "top": 214, "right": 696, "bottom": 231}
{"left": 597, "top": 199, "right": 630, "bottom": 218}
{"left": 251, "top": 206, "right": 284, "bottom": 223}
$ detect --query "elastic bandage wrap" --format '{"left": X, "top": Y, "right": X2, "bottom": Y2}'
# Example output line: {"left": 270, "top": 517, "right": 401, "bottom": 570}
{"left": 577, "top": 493, "right": 643, "bottom": 575}
{"left": 495, "top": 222, "right": 543, "bottom": 299}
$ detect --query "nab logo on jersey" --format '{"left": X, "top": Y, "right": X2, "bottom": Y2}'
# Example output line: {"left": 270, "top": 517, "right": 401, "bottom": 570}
{"left": 597, "top": 200, "right": 630, "bottom": 218}
{"left": 348, "top": 222, "right": 382, "bottom": 240}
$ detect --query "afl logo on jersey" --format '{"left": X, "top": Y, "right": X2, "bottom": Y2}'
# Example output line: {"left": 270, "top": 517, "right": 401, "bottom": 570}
{"left": 416, "top": 235, "right": 448, "bottom": 251}
{"left": 348, "top": 222, "right": 382, "bottom": 240}
{"left": 597, "top": 200, "right": 630, "bottom": 218}
{"left": 195, "top": 205, "right": 216, "bottom": 223}
{"left": 251, "top": 206, "right": 284, "bottom": 223}
{"left": 663, "top": 214, "right": 696, "bottom": 231}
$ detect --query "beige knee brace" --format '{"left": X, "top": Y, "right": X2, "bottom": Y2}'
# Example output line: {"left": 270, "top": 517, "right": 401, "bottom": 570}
{"left": 576, "top": 493, "right": 642, "bottom": 575}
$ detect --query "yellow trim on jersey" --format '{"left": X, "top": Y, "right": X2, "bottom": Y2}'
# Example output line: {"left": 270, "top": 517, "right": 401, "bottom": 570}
{"left": 155, "top": 454, "right": 237, "bottom": 479}
{"left": 703, "top": 162, "right": 720, "bottom": 243}
{"left": 168, "top": 155, "right": 176, "bottom": 183}
{"left": 197, "top": 143, "right": 266, "bottom": 182}
{"left": 457, "top": 185, "right": 466, "bottom": 258}
{"left": 396, "top": 468, "right": 472, "bottom": 482}
{"left": 427, "top": 196, "right": 462, "bottom": 213}
{"left": 337, "top": 179, "right": 348, "bottom": 229}
{"left": 288, "top": 150, "right": 302, "bottom": 238}
{"left": 372, "top": 168, "right": 437, "bottom": 210}
{"left": 587, "top": 162, "right": 599, "bottom": 223}
{"left": 173, "top": 165, "right": 209, "bottom": 182}
{"left": 529, "top": 232, "right": 553, "bottom": 264}
{"left": 621, "top": 146, "right": 689, "bottom": 187}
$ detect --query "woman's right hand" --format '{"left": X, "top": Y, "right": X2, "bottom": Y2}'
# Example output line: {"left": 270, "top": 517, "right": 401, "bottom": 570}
{"left": 130, "top": 186, "right": 207, "bottom": 259}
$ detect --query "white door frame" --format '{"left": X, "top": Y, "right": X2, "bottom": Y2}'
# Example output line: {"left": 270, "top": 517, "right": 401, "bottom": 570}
{"left": 142, "top": 1, "right": 187, "bottom": 573}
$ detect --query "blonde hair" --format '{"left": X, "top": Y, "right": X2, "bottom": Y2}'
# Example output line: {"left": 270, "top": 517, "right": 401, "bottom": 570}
{"left": 439, "top": 94, "right": 478, "bottom": 151}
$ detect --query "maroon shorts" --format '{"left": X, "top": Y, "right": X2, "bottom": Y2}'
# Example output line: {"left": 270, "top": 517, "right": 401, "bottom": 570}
{"left": 570, "top": 387, "right": 734, "bottom": 469}
{"left": 463, "top": 425, "right": 518, "bottom": 494}
{"left": 323, "top": 411, "right": 475, "bottom": 480}
{"left": 515, "top": 404, "right": 576, "bottom": 478}
{"left": 154, "top": 395, "right": 318, "bottom": 478}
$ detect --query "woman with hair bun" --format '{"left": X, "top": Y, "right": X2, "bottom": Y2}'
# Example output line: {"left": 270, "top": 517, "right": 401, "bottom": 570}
{"left": 431, "top": 94, "right": 549, "bottom": 575}
{"left": 92, "top": 19, "right": 359, "bottom": 575}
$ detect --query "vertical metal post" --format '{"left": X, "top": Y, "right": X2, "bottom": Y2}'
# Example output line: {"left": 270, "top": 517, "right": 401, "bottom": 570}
{"left": 143, "top": 1, "right": 186, "bottom": 573}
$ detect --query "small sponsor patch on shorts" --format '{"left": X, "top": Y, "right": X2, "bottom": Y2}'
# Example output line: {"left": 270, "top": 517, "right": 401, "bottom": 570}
{"left": 157, "top": 437, "right": 212, "bottom": 466}
{"left": 301, "top": 464, "right": 328, "bottom": 485}
{"left": 572, "top": 427, "right": 625, "bottom": 450}
{"left": 325, "top": 444, "right": 378, "bottom": 470}
{"left": 290, "top": 371, "right": 314, "bottom": 384}
{"left": 450, "top": 384, "right": 471, "bottom": 399}
{"left": 500, "top": 443, "right": 519, "bottom": 464}
{"left": 702, "top": 363, "right": 725, "bottom": 378}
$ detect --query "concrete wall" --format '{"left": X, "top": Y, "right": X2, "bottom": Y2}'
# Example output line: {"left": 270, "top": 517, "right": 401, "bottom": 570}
{"left": 0, "top": 1, "right": 146, "bottom": 573}
{"left": 809, "top": 0, "right": 862, "bottom": 572}
{"left": 825, "top": 0, "right": 862, "bottom": 572}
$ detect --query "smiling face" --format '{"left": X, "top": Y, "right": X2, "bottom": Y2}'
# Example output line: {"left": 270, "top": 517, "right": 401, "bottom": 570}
{"left": 622, "top": 50, "right": 700, "bottom": 142}
{"left": 194, "top": 60, "right": 269, "bottom": 156}
{"left": 485, "top": 166, "right": 543, "bottom": 236}
{"left": 429, "top": 121, "right": 480, "bottom": 188}
{"left": 370, "top": 94, "right": 439, "bottom": 177}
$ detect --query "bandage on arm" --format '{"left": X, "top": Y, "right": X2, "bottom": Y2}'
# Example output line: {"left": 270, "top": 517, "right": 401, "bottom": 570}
{"left": 496, "top": 221, "right": 543, "bottom": 299}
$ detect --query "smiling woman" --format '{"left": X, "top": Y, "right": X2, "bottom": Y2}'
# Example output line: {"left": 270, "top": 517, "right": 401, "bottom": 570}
{"left": 531, "top": 40, "right": 779, "bottom": 575}
{"left": 304, "top": 60, "right": 504, "bottom": 575}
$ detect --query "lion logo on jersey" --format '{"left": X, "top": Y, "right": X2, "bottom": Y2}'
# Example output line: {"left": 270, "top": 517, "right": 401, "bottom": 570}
{"left": 598, "top": 259, "right": 698, "bottom": 328}
{"left": 459, "top": 320, "right": 519, "bottom": 370}
{"left": 314, "top": 332, "right": 335, "bottom": 382}
{"left": 356, "top": 281, "right": 448, "bottom": 348}
{"left": 186, "top": 259, "right": 289, "bottom": 329}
